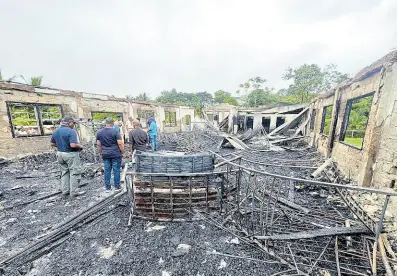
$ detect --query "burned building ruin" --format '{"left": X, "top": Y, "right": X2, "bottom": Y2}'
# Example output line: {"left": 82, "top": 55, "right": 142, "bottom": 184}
{"left": 0, "top": 51, "right": 396, "bottom": 276}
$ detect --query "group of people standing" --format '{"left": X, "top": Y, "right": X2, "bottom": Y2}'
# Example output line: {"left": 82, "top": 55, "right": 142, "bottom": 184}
{"left": 50, "top": 115, "right": 158, "bottom": 198}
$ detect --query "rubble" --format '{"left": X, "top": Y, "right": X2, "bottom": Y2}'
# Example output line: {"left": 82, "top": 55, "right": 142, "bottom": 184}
{"left": 172, "top": 244, "right": 191, "bottom": 257}
{"left": 0, "top": 130, "right": 396, "bottom": 276}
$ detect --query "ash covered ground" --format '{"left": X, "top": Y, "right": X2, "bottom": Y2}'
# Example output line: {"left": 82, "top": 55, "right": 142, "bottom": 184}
{"left": 0, "top": 139, "right": 394, "bottom": 275}
{"left": 0, "top": 148, "right": 285, "bottom": 276}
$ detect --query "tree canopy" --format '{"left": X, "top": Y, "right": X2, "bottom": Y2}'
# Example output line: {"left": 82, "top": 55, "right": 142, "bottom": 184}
{"left": 133, "top": 92, "right": 151, "bottom": 101}
{"left": 214, "top": 90, "right": 238, "bottom": 106}
{"left": 282, "top": 63, "right": 349, "bottom": 104}
{"left": 30, "top": 76, "right": 43, "bottom": 86}
{"left": 155, "top": 89, "right": 214, "bottom": 114}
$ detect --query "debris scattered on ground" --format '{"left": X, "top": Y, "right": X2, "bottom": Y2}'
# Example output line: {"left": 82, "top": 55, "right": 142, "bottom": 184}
{"left": 217, "top": 259, "right": 227, "bottom": 269}
{"left": 172, "top": 244, "right": 192, "bottom": 257}
{"left": 145, "top": 225, "right": 166, "bottom": 232}
{"left": 0, "top": 136, "right": 395, "bottom": 276}
{"left": 226, "top": 237, "right": 240, "bottom": 245}
{"left": 98, "top": 240, "right": 123, "bottom": 259}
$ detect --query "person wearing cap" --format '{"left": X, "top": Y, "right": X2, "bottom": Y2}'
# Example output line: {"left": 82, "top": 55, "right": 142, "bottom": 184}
{"left": 50, "top": 116, "right": 85, "bottom": 199}
{"left": 96, "top": 117, "right": 125, "bottom": 192}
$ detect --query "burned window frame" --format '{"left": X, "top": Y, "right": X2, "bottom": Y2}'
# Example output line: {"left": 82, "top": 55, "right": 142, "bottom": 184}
{"left": 7, "top": 101, "right": 63, "bottom": 138}
{"left": 91, "top": 111, "right": 123, "bottom": 122}
{"left": 164, "top": 111, "right": 177, "bottom": 127}
{"left": 137, "top": 110, "right": 155, "bottom": 122}
{"left": 320, "top": 105, "right": 333, "bottom": 136}
{"left": 339, "top": 92, "right": 374, "bottom": 150}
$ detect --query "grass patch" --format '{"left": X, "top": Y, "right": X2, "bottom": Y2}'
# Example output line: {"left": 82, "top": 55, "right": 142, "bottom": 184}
{"left": 343, "top": 137, "right": 363, "bottom": 148}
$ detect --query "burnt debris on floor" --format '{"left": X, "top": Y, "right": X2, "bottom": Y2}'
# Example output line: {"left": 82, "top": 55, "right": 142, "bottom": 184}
{"left": 0, "top": 130, "right": 396, "bottom": 276}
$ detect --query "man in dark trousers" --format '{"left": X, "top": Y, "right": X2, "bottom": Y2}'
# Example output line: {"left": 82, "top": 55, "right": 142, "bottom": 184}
{"left": 51, "top": 116, "right": 85, "bottom": 199}
{"left": 129, "top": 119, "right": 149, "bottom": 157}
{"left": 96, "top": 118, "right": 125, "bottom": 192}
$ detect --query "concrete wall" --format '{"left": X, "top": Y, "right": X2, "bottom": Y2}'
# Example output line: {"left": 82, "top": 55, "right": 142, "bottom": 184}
{"left": 0, "top": 84, "right": 195, "bottom": 158}
{"left": 369, "top": 64, "right": 397, "bottom": 189}
{"left": 0, "top": 88, "right": 79, "bottom": 157}
{"left": 308, "top": 61, "right": 397, "bottom": 189}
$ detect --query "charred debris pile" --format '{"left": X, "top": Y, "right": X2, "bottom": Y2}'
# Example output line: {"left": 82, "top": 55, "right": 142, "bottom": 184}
{"left": 0, "top": 128, "right": 396, "bottom": 276}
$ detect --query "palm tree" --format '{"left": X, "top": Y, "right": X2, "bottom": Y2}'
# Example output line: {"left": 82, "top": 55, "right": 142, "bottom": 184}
{"left": 134, "top": 92, "right": 150, "bottom": 101}
{"left": 30, "top": 76, "right": 43, "bottom": 86}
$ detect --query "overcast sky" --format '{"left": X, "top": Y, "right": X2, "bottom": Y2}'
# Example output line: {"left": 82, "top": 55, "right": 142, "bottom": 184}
{"left": 0, "top": 0, "right": 396, "bottom": 98}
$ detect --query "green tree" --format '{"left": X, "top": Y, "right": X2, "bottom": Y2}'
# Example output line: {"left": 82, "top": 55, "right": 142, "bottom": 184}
{"left": 214, "top": 90, "right": 238, "bottom": 105}
{"left": 134, "top": 92, "right": 151, "bottom": 101}
{"left": 323, "top": 64, "right": 350, "bottom": 91}
{"left": 246, "top": 89, "right": 278, "bottom": 107}
{"left": 92, "top": 112, "right": 119, "bottom": 121}
{"left": 347, "top": 95, "right": 373, "bottom": 131}
{"left": 282, "top": 64, "right": 324, "bottom": 103}
{"left": 237, "top": 77, "right": 278, "bottom": 107}
{"left": 282, "top": 64, "right": 348, "bottom": 104}
{"left": 156, "top": 89, "right": 214, "bottom": 115}
{"left": 30, "top": 76, "right": 43, "bottom": 86}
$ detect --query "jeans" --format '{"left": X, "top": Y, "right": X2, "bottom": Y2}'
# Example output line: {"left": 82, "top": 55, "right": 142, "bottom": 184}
{"left": 56, "top": 151, "right": 82, "bottom": 196}
{"left": 149, "top": 135, "right": 157, "bottom": 151}
{"left": 103, "top": 157, "right": 122, "bottom": 190}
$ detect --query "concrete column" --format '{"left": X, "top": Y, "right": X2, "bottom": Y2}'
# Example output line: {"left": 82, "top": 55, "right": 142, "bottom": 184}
{"left": 270, "top": 115, "right": 277, "bottom": 131}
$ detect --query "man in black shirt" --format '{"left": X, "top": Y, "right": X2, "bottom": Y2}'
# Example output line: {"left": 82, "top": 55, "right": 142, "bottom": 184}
{"left": 96, "top": 118, "right": 125, "bottom": 192}
{"left": 129, "top": 119, "right": 149, "bottom": 156}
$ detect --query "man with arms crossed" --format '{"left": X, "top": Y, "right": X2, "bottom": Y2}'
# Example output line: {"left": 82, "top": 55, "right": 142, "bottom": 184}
{"left": 51, "top": 116, "right": 85, "bottom": 199}
{"left": 96, "top": 118, "right": 125, "bottom": 192}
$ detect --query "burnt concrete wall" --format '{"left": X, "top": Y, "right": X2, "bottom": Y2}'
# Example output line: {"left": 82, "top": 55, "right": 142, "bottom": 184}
{"left": 308, "top": 62, "right": 397, "bottom": 189}
{"left": 0, "top": 88, "right": 79, "bottom": 157}
{"left": 0, "top": 85, "right": 195, "bottom": 158}
{"left": 370, "top": 64, "right": 397, "bottom": 189}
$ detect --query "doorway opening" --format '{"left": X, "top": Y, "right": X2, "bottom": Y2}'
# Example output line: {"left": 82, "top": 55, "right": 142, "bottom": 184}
{"left": 262, "top": 117, "right": 271, "bottom": 133}
{"left": 246, "top": 116, "right": 254, "bottom": 130}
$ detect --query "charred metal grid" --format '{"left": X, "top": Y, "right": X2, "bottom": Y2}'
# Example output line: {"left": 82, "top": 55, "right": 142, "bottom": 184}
{"left": 215, "top": 155, "right": 396, "bottom": 275}
{"left": 135, "top": 152, "right": 214, "bottom": 173}
{"left": 126, "top": 152, "right": 236, "bottom": 221}
{"left": 128, "top": 172, "right": 234, "bottom": 221}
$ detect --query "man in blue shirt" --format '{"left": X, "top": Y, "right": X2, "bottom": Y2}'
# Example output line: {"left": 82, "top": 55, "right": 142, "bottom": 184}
{"left": 51, "top": 117, "right": 85, "bottom": 199}
{"left": 96, "top": 118, "right": 125, "bottom": 192}
{"left": 147, "top": 116, "right": 158, "bottom": 151}
{"left": 113, "top": 123, "right": 120, "bottom": 133}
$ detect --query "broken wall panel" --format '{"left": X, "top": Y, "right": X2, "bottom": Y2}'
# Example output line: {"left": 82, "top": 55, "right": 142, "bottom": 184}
{"left": 309, "top": 50, "right": 397, "bottom": 190}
